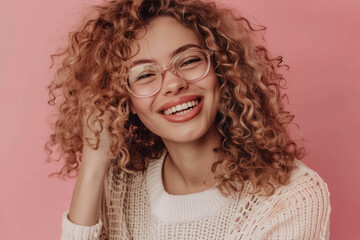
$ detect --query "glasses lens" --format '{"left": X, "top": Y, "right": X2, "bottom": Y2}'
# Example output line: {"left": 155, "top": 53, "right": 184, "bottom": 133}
{"left": 174, "top": 50, "right": 209, "bottom": 81}
{"left": 127, "top": 64, "right": 162, "bottom": 96}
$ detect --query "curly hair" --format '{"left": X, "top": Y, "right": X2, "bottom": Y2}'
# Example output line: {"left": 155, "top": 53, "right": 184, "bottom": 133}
{"left": 45, "top": 0, "right": 305, "bottom": 196}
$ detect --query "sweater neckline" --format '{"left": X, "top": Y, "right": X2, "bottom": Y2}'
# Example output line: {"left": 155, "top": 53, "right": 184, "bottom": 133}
{"left": 146, "top": 150, "right": 230, "bottom": 223}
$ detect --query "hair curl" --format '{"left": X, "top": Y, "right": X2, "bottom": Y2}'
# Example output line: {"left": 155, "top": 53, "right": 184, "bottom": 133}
{"left": 45, "top": 0, "right": 305, "bottom": 196}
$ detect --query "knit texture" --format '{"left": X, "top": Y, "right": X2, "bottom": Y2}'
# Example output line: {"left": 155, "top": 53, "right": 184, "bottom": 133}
{"left": 61, "top": 211, "right": 102, "bottom": 240}
{"left": 61, "top": 151, "right": 331, "bottom": 240}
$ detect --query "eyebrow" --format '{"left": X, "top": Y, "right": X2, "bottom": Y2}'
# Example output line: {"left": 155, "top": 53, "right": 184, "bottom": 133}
{"left": 131, "top": 44, "right": 202, "bottom": 66}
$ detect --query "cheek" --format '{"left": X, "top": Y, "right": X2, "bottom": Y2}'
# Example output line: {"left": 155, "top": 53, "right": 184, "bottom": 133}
{"left": 130, "top": 97, "right": 145, "bottom": 115}
{"left": 130, "top": 97, "right": 155, "bottom": 123}
{"left": 207, "top": 68, "right": 220, "bottom": 91}
{"left": 211, "top": 80, "right": 221, "bottom": 112}
{"left": 209, "top": 75, "right": 221, "bottom": 99}
{"left": 129, "top": 96, "right": 150, "bottom": 115}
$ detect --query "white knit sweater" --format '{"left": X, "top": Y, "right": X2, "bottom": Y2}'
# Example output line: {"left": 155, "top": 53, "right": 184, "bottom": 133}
{"left": 61, "top": 151, "right": 331, "bottom": 239}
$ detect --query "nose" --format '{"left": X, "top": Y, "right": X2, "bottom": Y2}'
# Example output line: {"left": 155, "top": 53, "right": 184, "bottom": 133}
{"left": 160, "top": 70, "right": 189, "bottom": 96}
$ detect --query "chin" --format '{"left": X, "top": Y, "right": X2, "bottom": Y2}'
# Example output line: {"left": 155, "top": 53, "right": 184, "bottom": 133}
{"left": 160, "top": 125, "right": 213, "bottom": 144}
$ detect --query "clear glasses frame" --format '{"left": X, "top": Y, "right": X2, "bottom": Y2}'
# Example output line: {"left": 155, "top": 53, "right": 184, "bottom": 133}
{"left": 123, "top": 49, "right": 214, "bottom": 98}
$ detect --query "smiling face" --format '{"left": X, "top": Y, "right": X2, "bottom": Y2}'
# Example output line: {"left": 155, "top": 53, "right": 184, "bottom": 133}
{"left": 129, "top": 16, "right": 220, "bottom": 145}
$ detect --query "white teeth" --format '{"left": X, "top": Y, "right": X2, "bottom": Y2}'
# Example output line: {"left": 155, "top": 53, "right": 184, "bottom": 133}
{"left": 175, "top": 109, "right": 190, "bottom": 115}
{"left": 163, "top": 99, "right": 200, "bottom": 115}
{"left": 176, "top": 105, "right": 182, "bottom": 111}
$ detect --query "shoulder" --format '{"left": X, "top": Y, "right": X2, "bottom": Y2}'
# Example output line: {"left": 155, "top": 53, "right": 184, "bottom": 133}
{"left": 241, "top": 159, "right": 331, "bottom": 213}
{"left": 277, "top": 159, "right": 330, "bottom": 201}
{"left": 269, "top": 159, "right": 331, "bottom": 218}
{"left": 241, "top": 159, "right": 331, "bottom": 203}
{"left": 259, "top": 159, "right": 331, "bottom": 239}
{"left": 227, "top": 160, "right": 331, "bottom": 239}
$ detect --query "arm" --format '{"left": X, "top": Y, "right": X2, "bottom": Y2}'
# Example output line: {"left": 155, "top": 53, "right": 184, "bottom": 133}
{"left": 61, "top": 110, "right": 112, "bottom": 239}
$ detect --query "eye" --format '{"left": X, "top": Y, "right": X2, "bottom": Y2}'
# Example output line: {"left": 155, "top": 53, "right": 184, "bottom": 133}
{"left": 136, "top": 73, "right": 156, "bottom": 81}
{"left": 180, "top": 57, "right": 201, "bottom": 68}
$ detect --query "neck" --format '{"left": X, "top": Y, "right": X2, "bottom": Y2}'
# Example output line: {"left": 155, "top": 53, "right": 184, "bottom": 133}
{"left": 162, "top": 124, "right": 220, "bottom": 195}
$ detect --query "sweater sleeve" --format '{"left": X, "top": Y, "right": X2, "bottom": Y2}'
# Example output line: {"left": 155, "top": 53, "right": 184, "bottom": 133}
{"left": 259, "top": 169, "right": 331, "bottom": 240}
{"left": 61, "top": 210, "right": 103, "bottom": 240}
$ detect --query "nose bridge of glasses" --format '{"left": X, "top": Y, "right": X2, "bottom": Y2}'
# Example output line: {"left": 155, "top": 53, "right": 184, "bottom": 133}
{"left": 160, "top": 62, "right": 189, "bottom": 94}
{"left": 160, "top": 62, "right": 178, "bottom": 78}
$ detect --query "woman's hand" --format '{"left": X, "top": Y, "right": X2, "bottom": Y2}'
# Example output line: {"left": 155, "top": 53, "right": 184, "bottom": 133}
{"left": 82, "top": 109, "right": 113, "bottom": 165}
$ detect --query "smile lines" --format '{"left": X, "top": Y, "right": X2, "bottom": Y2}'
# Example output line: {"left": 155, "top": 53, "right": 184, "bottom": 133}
{"left": 163, "top": 99, "right": 200, "bottom": 115}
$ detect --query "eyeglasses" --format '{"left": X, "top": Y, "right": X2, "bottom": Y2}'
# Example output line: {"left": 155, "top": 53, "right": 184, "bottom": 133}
{"left": 124, "top": 49, "right": 214, "bottom": 98}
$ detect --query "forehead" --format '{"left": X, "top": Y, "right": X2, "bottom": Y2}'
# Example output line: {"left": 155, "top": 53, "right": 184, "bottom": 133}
{"left": 131, "top": 16, "right": 202, "bottom": 62}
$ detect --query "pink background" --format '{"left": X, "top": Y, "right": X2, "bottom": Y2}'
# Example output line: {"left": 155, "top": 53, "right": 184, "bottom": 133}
{"left": 0, "top": 0, "right": 359, "bottom": 239}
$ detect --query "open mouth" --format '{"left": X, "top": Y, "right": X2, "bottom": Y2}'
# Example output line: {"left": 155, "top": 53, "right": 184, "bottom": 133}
{"left": 162, "top": 98, "right": 200, "bottom": 116}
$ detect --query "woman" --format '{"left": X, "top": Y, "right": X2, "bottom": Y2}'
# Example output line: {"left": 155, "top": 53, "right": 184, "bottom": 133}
{"left": 46, "top": 0, "right": 331, "bottom": 239}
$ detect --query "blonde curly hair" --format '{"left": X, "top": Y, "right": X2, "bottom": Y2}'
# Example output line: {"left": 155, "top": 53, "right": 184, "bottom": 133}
{"left": 45, "top": 0, "right": 305, "bottom": 196}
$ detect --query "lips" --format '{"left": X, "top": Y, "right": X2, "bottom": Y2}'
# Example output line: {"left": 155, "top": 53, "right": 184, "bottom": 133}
{"left": 158, "top": 95, "right": 203, "bottom": 123}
